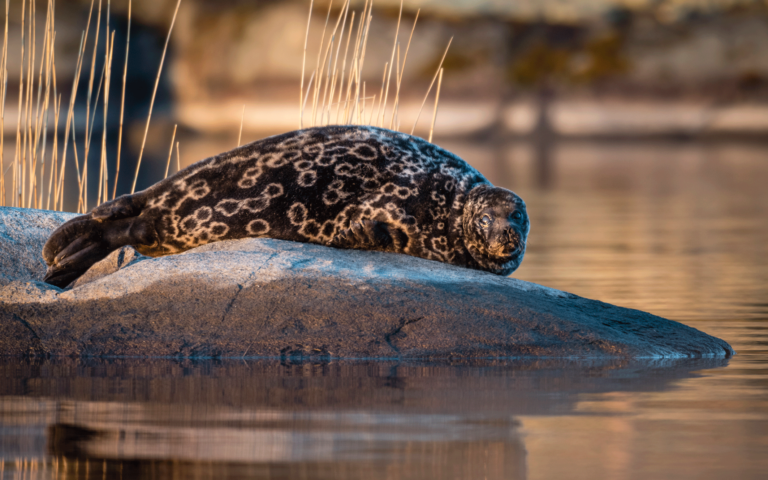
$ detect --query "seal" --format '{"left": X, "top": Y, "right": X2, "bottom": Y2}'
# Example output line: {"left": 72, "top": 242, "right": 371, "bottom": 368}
{"left": 43, "top": 125, "right": 530, "bottom": 287}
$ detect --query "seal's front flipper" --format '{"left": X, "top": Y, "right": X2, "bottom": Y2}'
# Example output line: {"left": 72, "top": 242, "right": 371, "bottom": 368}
{"left": 330, "top": 219, "right": 405, "bottom": 252}
{"left": 43, "top": 194, "right": 153, "bottom": 288}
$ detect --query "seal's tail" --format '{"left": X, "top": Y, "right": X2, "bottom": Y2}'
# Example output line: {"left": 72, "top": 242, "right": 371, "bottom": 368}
{"left": 43, "top": 194, "right": 148, "bottom": 288}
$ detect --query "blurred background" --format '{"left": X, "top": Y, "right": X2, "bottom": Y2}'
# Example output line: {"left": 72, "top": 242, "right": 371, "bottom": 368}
{"left": 2, "top": 2, "right": 768, "bottom": 479}
{"left": 2, "top": 0, "right": 768, "bottom": 208}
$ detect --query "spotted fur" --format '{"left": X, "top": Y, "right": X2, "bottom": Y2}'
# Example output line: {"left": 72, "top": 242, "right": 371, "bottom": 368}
{"left": 43, "top": 126, "right": 529, "bottom": 287}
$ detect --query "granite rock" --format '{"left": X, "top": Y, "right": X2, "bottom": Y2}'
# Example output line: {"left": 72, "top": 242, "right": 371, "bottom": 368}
{"left": 0, "top": 207, "right": 735, "bottom": 359}
{"left": 0, "top": 207, "right": 78, "bottom": 286}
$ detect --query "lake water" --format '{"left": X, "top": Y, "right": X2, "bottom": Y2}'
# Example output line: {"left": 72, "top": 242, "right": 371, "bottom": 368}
{"left": 1, "top": 139, "right": 767, "bottom": 479}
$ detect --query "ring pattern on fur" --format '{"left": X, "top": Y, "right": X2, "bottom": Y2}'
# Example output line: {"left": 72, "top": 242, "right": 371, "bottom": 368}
{"left": 44, "top": 125, "right": 529, "bottom": 287}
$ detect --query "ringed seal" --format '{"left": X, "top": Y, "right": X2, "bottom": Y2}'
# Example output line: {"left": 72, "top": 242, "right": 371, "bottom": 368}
{"left": 43, "top": 126, "right": 530, "bottom": 287}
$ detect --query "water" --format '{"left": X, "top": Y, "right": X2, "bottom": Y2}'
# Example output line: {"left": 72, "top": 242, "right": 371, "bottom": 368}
{"left": 1, "top": 140, "right": 767, "bottom": 479}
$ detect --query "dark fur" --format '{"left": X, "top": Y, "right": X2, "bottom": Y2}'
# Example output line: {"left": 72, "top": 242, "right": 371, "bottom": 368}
{"left": 43, "top": 126, "right": 529, "bottom": 287}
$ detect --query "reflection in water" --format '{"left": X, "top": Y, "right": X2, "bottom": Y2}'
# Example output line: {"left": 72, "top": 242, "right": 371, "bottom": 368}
{"left": 0, "top": 358, "right": 726, "bottom": 480}
{"left": 2, "top": 140, "right": 768, "bottom": 479}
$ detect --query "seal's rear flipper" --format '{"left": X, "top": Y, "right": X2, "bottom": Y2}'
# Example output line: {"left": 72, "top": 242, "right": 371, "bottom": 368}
{"left": 90, "top": 193, "right": 145, "bottom": 221}
{"left": 43, "top": 194, "right": 153, "bottom": 288}
{"left": 42, "top": 214, "right": 117, "bottom": 288}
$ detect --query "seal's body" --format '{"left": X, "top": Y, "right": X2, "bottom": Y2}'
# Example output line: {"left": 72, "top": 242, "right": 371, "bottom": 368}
{"left": 43, "top": 126, "right": 529, "bottom": 287}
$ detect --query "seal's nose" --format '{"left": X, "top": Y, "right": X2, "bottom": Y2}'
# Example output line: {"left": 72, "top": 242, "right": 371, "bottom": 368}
{"left": 504, "top": 227, "right": 519, "bottom": 248}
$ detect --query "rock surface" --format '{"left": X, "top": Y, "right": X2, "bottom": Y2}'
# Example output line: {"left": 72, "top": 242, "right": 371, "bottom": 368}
{"left": 0, "top": 208, "right": 78, "bottom": 286}
{"left": 0, "top": 207, "right": 734, "bottom": 359}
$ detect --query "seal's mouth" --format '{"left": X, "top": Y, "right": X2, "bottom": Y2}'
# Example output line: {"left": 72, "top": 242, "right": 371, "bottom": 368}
{"left": 488, "top": 239, "right": 524, "bottom": 259}
{"left": 485, "top": 228, "right": 524, "bottom": 258}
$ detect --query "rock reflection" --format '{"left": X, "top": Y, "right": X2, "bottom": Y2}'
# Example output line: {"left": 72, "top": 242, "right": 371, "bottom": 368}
{"left": 0, "top": 357, "right": 728, "bottom": 480}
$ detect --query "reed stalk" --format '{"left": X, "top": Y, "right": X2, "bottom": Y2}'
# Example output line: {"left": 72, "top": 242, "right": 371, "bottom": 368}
{"left": 334, "top": 11, "right": 354, "bottom": 124}
{"left": 113, "top": 0, "right": 130, "bottom": 200}
{"left": 70, "top": 117, "right": 83, "bottom": 213}
{"left": 318, "top": 1, "right": 349, "bottom": 125}
{"left": 343, "top": 0, "right": 367, "bottom": 124}
{"left": 310, "top": 0, "right": 332, "bottom": 128}
{"left": 55, "top": 31, "right": 87, "bottom": 212}
{"left": 237, "top": 105, "right": 244, "bottom": 147}
{"left": 22, "top": 0, "right": 34, "bottom": 208}
{"left": 163, "top": 124, "right": 177, "bottom": 179}
{"left": 82, "top": 0, "right": 103, "bottom": 212}
{"left": 325, "top": 0, "right": 349, "bottom": 125}
{"left": 29, "top": 1, "right": 51, "bottom": 208}
{"left": 38, "top": 5, "right": 57, "bottom": 208}
{"left": 13, "top": 0, "right": 26, "bottom": 208}
{"left": 46, "top": 94, "right": 61, "bottom": 210}
{"left": 175, "top": 141, "right": 180, "bottom": 173}
{"left": 299, "top": 0, "right": 313, "bottom": 129}
{"left": 0, "top": 0, "right": 10, "bottom": 206}
{"left": 429, "top": 68, "right": 443, "bottom": 143}
{"left": 98, "top": 31, "right": 115, "bottom": 206}
{"left": 318, "top": 34, "right": 334, "bottom": 125}
{"left": 3, "top": 0, "right": 445, "bottom": 211}
{"left": 301, "top": 70, "right": 316, "bottom": 118}
{"left": 83, "top": 60, "right": 105, "bottom": 208}
{"left": 390, "top": 9, "right": 418, "bottom": 129}
{"left": 375, "top": 62, "right": 386, "bottom": 124}
{"left": 131, "top": 0, "right": 182, "bottom": 194}
{"left": 380, "top": 0, "right": 402, "bottom": 127}
{"left": 368, "top": 94, "right": 376, "bottom": 125}
{"left": 99, "top": 1, "right": 111, "bottom": 204}
{"left": 410, "top": 37, "right": 452, "bottom": 135}
{"left": 55, "top": 0, "right": 94, "bottom": 212}
{"left": 352, "top": 1, "right": 373, "bottom": 125}
{"left": 35, "top": 22, "right": 55, "bottom": 209}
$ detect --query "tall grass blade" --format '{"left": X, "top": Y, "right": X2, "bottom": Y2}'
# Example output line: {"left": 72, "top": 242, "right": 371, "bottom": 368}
{"left": 82, "top": 0, "right": 103, "bottom": 211}
{"left": 311, "top": 0, "right": 333, "bottom": 128}
{"left": 299, "top": 0, "right": 313, "bottom": 129}
{"left": 13, "top": 0, "right": 27, "bottom": 208}
{"left": 163, "top": 124, "right": 176, "bottom": 179}
{"left": 380, "top": 0, "right": 402, "bottom": 127}
{"left": 410, "top": 36, "right": 452, "bottom": 135}
{"left": 0, "top": 0, "right": 9, "bottom": 206}
{"left": 390, "top": 9, "right": 418, "bottom": 130}
{"left": 131, "top": 0, "right": 182, "bottom": 194}
{"left": 46, "top": 94, "right": 61, "bottom": 210}
{"left": 175, "top": 141, "right": 180, "bottom": 173}
{"left": 429, "top": 68, "right": 443, "bottom": 143}
{"left": 56, "top": 0, "right": 94, "bottom": 211}
{"left": 325, "top": 0, "right": 349, "bottom": 125}
{"left": 334, "top": 11, "right": 354, "bottom": 124}
{"left": 237, "top": 105, "right": 244, "bottom": 146}
{"left": 113, "top": 0, "right": 130, "bottom": 200}
{"left": 98, "top": 31, "right": 114, "bottom": 205}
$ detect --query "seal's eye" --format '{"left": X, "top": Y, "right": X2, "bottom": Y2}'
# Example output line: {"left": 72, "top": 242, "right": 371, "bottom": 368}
{"left": 480, "top": 215, "right": 492, "bottom": 227}
{"left": 511, "top": 211, "right": 523, "bottom": 220}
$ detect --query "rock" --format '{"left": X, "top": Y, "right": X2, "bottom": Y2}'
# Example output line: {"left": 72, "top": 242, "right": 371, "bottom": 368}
{"left": 0, "top": 207, "right": 78, "bottom": 286}
{"left": 0, "top": 207, "right": 734, "bottom": 360}
{"left": 69, "top": 246, "right": 149, "bottom": 289}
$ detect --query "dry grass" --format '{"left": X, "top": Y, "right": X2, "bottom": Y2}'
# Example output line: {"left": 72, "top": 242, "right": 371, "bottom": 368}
{"left": 163, "top": 123, "right": 177, "bottom": 179}
{"left": 1, "top": 0, "right": 449, "bottom": 213}
{"left": 130, "top": 0, "right": 181, "bottom": 194}
{"left": 302, "top": 0, "right": 449, "bottom": 136}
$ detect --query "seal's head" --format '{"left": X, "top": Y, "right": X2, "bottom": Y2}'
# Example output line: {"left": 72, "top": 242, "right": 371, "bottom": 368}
{"left": 462, "top": 184, "right": 530, "bottom": 276}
